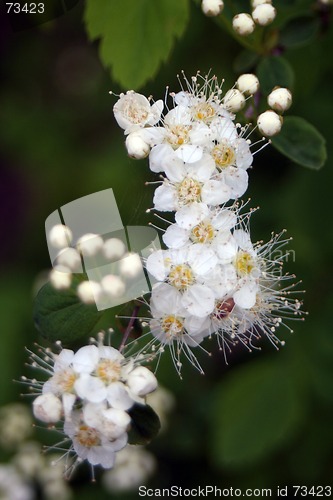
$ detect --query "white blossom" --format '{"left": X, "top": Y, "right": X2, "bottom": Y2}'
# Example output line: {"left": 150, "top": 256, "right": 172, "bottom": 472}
{"left": 64, "top": 410, "right": 128, "bottom": 469}
{"left": 147, "top": 245, "right": 217, "bottom": 317}
{"left": 103, "top": 445, "right": 156, "bottom": 493}
{"left": 113, "top": 91, "right": 163, "bottom": 134}
{"left": 152, "top": 153, "right": 231, "bottom": 211}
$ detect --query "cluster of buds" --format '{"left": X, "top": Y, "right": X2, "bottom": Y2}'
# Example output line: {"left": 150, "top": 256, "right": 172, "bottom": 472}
{"left": 24, "top": 335, "right": 157, "bottom": 473}
{"left": 232, "top": 1, "right": 276, "bottom": 36}
{"left": 48, "top": 224, "right": 146, "bottom": 310}
{"left": 112, "top": 72, "right": 303, "bottom": 374}
{"left": 258, "top": 86, "right": 293, "bottom": 137}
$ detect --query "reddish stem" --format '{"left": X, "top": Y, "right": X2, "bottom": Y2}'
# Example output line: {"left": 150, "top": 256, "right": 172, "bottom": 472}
{"left": 119, "top": 305, "right": 140, "bottom": 353}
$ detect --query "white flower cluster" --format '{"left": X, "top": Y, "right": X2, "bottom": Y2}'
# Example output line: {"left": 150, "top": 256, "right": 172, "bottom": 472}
{"left": 232, "top": 1, "right": 277, "bottom": 36}
{"left": 113, "top": 73, "right": 303, "bottom": 374}
{"left": 24, "top": 337, "right": 157, "bottom": 473}
{"left": 0, "top": 403, "right": 71, "bottom": 500}
{"left": 103, "top": 445, "right": 156, "bottom": 493}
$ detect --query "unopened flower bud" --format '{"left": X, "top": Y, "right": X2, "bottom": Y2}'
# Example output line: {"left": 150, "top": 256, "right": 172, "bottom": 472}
{"left": 119, "top": 253, "right": 143, "bottom": 278}
{"left": 56, "top": 247, "right": 81, "bottom": 272}
{"left": 125, "top": 132, "right": 150, "bottom": 159}
{"left": 257, "top": 110, "right": 283, "bottom": 136}
{"left": 223, "top": 89, "right": 246, "bottom": 112}
{"left": 103, "top": 238, "right": 126, "bottom": 260}
{"left": 251, "top": 0, "right": 272, "bottom": 7}
{"left": 101, "top": 408, "right": 131, "bottom": 439}
{"left": 252, "top": 3, "right": 276, "bottom": 26}
{"left": 236, "top": 73, "right": 260, "bottom": 95}
{"left": 49, "top": 224, "right": 72, "bottom": 249}
{"left": 268, "top": 87, "right": 292, "bottom": 113}
{"left": 77, "top": 233, "right": 104, "bottom": 257}
{"left": 201, "top": 0, "right": 224, "bottom": 17}
{"left": 127, "top": 367, "right": 158, "bottom": 397}
{"left": 49, "top": 265, "right": 72, "bottom": 290}
{"left": 232, "top": 13, "right": 255, "bottom": 36}
{"left": 77, "top": 280, "right": 102, "bottom": 304}
{"left": 33, "top": 393, "right": 62, "bottom": 423}
{"left": 101, "top": 275, "right": 126, "bottom": 297}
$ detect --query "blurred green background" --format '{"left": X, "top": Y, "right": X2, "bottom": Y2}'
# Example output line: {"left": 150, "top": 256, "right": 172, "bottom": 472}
{"left": 1, "top": 0, "right": 333, "bottom": 498}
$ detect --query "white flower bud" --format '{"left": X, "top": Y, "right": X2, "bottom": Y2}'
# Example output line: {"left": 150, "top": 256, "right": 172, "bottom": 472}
{"left": 103, "top": 408, "right": 131, "bottom": 431}
{"left": 77, "top": 280, "right": 102, "bottom": 304}
{"left": 236, "top": 73, "right": 260, "bottom": 95}
{"left": 113, "top": 91, "right": 163, "bottom": 134}
{"left": 119, "top": 253, "right": 143, "bottom": 278}
{"left": 49, "top": 265, "right": 72, "bottom": 290}
{"left": 103, "top": 238, "right": 126, "bottom": 260}
{"left": 223, "top": 88, "right": 246, "bottom": 112}
{"left": 252, "top": 3, "right": 276, "bottom": 26}
{"left": 33, "top": 393, "right": 62, "bottom": 423}
{"left": 267, "top": 87, "right": 292, "bottom": 113}
{"left": 101, "top": 274, "right": 126, "bottom": 297}
{"left": 77, "top": 233, "right": 104, "bottom": 257}
{"left": 251, "top": 0, "right": 272, "bottom": 7}
{"left": 232, "top": 13, "right": 255, "bottom": 36}
{"left": 56, "top": 247, "right": 82, "bottom": 272}
{"left": 49, "top": 224, "right": 72, "bottom": 249}
{"left": 127, "top": 366, "right": 158, "bottom": 397}
{"left": 257, "top": 110, "right": 283, "bottom": 136}
{"left": 201, "top": 0, "right": 224, "bottom": 17}
{"left": 125, "top": 132, "right": 150, "bottom": 159}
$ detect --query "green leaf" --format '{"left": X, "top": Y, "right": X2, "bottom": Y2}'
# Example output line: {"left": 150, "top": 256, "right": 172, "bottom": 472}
{"left": 33, "top": 276, "right": 105, "bottom": 344}
{"left": 128, "top": 403, "right": 161, "bottom": 445}
{"left": 210, "top": 358, "right": 304, "bottom": 469}
{"left": 279, "top": 16, "right": 320, "bottom": 49}
{"left": 233, "top": 50, "right": 259, "bottom": 74}
{"left": 84, "top": 0, "right": 190, "bottom": 89}
{"left": 257, "top": 56, "right": 295, "bottom": 95}
{"left": 272, "top": 116, "right": 327, "bottom": 170}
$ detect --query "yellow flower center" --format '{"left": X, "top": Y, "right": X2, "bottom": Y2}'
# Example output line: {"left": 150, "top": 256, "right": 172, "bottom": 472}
{"left": 177, "top": 178, "right": 202, "bottom": 205}
{"left": 161, "top": 315, "right": 184, "bottom": 339}
{"left": 193, "top": 102, "right": 215, "bottom": 122}
{"left": 76, "top": 425, "right": 100, "bottom": 448}
{"left": 191, "top": 221, "right": 215, "bottom": 243}
{"left": 168, "top": 264, "right": 195, "bottom": 290}
{"left": 52, "top": 369, "right": 77, "bottom": 393}
{"left": 167, "top": 125, "right": 191, "bottom": 146}
{"left": 212, "top": 142, "right": 236, "bottom": 169}
{"left": 124, "top": 102, "right": 148, "bottom": 124}
{"left": 96, "top": 359, "right": 121, "bottom": 384}
{"left": 235, "top": 251, "right": 255, "bottom": 276}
